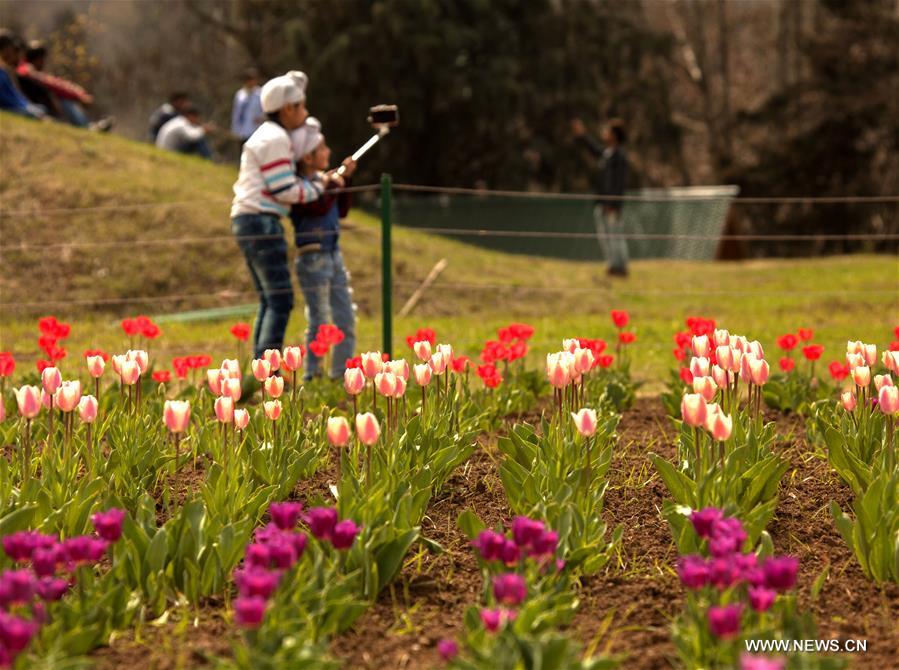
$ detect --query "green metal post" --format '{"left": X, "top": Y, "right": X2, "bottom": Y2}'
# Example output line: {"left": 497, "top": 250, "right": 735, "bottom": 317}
{"left": 380, "top": 173, "right": 393, "bottom": 357}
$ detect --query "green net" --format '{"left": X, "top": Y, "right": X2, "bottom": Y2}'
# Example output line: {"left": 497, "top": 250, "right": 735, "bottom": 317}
{"left": 389, "top": 186, "right": 739, "bottom": 261}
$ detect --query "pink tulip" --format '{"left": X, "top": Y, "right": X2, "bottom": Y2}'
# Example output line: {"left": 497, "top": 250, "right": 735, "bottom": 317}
{"left": 573, "top": 347, "right": 595, "bottom": 374}
{"left": 693, "top": 376, "right": 717, "bottom": 402}
{"left": 360, "top": 352, "right": 383, "bottom": 379}
{"left": 263, "top": 400, "right": 282, "bottom": 421}
{"left": 851, "top": 366, "right": 870, "bottom": 388}
{"left": 883, "top": 351, "right": 899, "bottom": 374}
{"left": 163, "top": 400, "right": 191, "bottom": 434}
{"left": 263, "top": 349, "right": 282, "bottom": 372}
{"left": 41, "top": 367, "right": 61, "bottom": 395}
{"left": 731, "top": 336, "right": 748, "bottom": 352}
{"left": 712, "top": 365, "right": 729, "bottom": 390}
{"left": 715, "top": 346, "right": 733, "bottom": 371}
{"left": 878, "top": 385, "right": 899, "bottom": 415}
{"left": 375, "top": 371, "right": 397, "bottom": 397}
{"left": 436, "top": 343, "right": 453, "bottom": 361}
{"left": 111, "top": 354, "right": 126, "bottom": 375}
{"left": 344, "top": 367, "right": 365, "bottom": 395}
{"left": 713, "top": 329, "right": 730, "bottom": 347}
{"left": 571, "top": 408, "right": 597, "bottom": 437}
{"left": 233, "top": 408, "right": 250, "bottom": 430}
{"left": 705, "top": 408, "right": 733, "bottom": 441}
{"left": 691, "top": 335, "right": 711, "bottom": 358}
{"left": 845, "top": 352, "right": 865, "bottom": 369}
{"left": 264, "top": 376, "right": 284, "bottom": 399}
{"left": 251, "top": 359, "right": 272, "bottom": 382}
{"left": 220, "top": 359, "right": 241, "bottom": 378}
{"left": 126, "top": 349, "right": 149, "bottom": 374}
{"left": 55, "top": 380, "right": 82, "bottom": 412}
{"left": 327, "top": 417, "right": 350, "bottom": 447}
{"left": 740, "top": 352, "right": 755, "bottom": 382}
{"left": 562, "top": 338, "right": 579, "bottom": 354}
{"left": 846, "top": 340, "right": 864, "bottom": 355}
{"left": 41, "top": 389, "right": 53, "bottom": 410}
{"left": 749, "top": 358, "right": 770, "bottom": 386}
{"left": 86, "top": 356, "right": 105, "bottom": 378}
{"left": 214, "top": 396, "right": 234, "bottom": 423}
{"left": 207, "top": 369, "right": 224, "bottom": 395}
{"left": 681, "top": 393, "right": 708, "bottom": 427}
{"left": 863, "top": 344, "right": 877, "bottom": 367}
{"left": 393, "top": 376, "right": 407, "bottom": 398}
{"left": 78, "top": 395, "right": 98, "bottom": 423}
{"left": 429, "top": 351, "right": 449, "bottom": 375}
{"left": 729, "top": 348, "right": 743, "bottom": 374}
{"left": 748, "top": 340, "right": 764, "bottom": 359}
{"left": 120, "top": 360, "right": 140, "bottom": 386}
{"left": 389, "top": 359, "right": 410, "bottom": 381}
{"left": 840, "top": 391, "right": 856, "bottom": 412}
{"left": 874, "top": 374, "right": 893, "bottom": 392}
{"left": 282, "top": 346, "right": 303, "bottom": 372}
{"left": 413, "top": 341, "right": 432, "bottom": 362}
{"left": 689, "top": 357, "right": 710, "bottom": 378}
{"left": 355, "top": 412, "right": 380, "bottom": 446}
{"left": 546, "top": 354, "right": 570, "bottom": 388}
{"left": 222, "top": 377, "right": 242, "bottom": 403}
{"left": 413, "top": 363, "right": 432, "bottom": 386}
{"left": 15, "top": 385, "right": 41, "bottom": 419}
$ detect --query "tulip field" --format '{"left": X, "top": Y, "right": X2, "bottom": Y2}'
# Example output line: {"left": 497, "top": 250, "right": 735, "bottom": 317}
{"left": 0, "top": 311, "right": 898, "bottom": 670}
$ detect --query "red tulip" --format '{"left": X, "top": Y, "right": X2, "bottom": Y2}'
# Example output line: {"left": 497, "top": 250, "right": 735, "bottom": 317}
{"left": 0, "top": 352, "right": 15, "bottom": 377}
{"left": 798, "top": 328, "right": 813, "bottom": 341}
{"left": 776, "top": 334, "right": 797, "bottom": 351}
{"left": 230, "top": 323, "right": 250, "bottom": 342}
{"left": 828, "top": 361, "right": 850, "bottom": 381}
{"left": 610, "top": 310, "right": 629, "bottom": 328}
{"left": 152, "top": 370, "right": 171, "bottom": 384}
{"left": 802, "top": 345, "right": 824, "bottom": 361}
{"left": 779, "top": 357, "right": 795, "bottom": 372}
{"left": 618, "top": 331, "right": 636, "bottom": 345}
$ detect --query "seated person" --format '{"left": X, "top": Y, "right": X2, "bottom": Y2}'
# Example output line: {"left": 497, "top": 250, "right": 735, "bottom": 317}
{"left": 149, "top": 91, "right": 189, "bottom": 141}
{"left": 155, "top": 105, "right": 213, "bottom": 159}
{"left": 0, "top": 29, "right": 44, "bottom": 119}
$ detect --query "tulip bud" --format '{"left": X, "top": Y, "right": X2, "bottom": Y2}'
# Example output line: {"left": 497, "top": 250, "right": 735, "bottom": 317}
{"left": 436, "top": 343, "right": 453, "bottom": 360}
{"left": 344, "top": 367, "right": 365, "bottom": 395}
{"left": 251, "top": 359, "right": 272, "bottom": 382}
{"left": 120, "top": 360, "right": 141, "bottom": 386}
{"left": 86, "top": 356, "right": 105, "bottom": 378}
{"left": 327, "top": 416, "right": 350, "bottom": 447}
{"left": 729, "top": 348, "right": 743, "bottom": 374}
{"left": 749, "top": 358, "right": 770, "bottom": 386}
{"left": 360, "top": 352, "right": 383, "bottom": 379}
{"left": 570, "top": 408, "right": 597, "bottom": 437}
{"left": 264, "top": 376, "right": 284, "bottom": 399}
{"left": 263, "top": 400, "right": 282, "bottom": 421}
{"left": 883, "top": 351, "right": 899, "bottom": 374}
{"left": 413, "top": 341, "right": 432, "bottom": 362}
{"left": 222, "top": 377, "right": 242, "bottom": 403}
{"left": 126, "top": 349, "right": 149, "bottom": 374}
{"left": 414, "top": 363, "right": 432, "bottom": 386}
{"left": 282, "top": 346, "right": 304, "bottom": 373}
{"left": 375, "top": 371, "right": 397, "bottom": 397}
{"left": 163, "top": 400, "right": 191, "bottom": 434}
{"left": 748, "top": 340, "right": 764, "bottom": 359}
{"left": 713, "top": 329, "right": 730, "bottom": 347}
{"left": 207, "top": 368, "right": 224, "bottom": 395}
{"left": 705, "top": 409, "right": 733, "bottom": 441}
{"left": 41, "top": 367, "right": 61, "bottom": 394}
{"left": 863, "top": 344, "right": 877, "bottom": 367}
{"left": 78, "top": 395, "right": 98, "bottom": 423}
{"left": 220, "top": 359, "right": 241, "bottom": 378}
{"left": 429, "top": 352, "right": 448, "bottom": 375}
{"left": 878, "top": 385, "right": 899, "bottom": 415}
{"left": 851, "top": 366, "right": 870, "bottom": 388}
{"left": 874, "top": 374, "right": 893, "bottom": 392}
{"left": 233, "top": 408, "right": 250, "bottom": 430}
{"left": 389, "top": 359, "right": 409, "bottom": 381}
{"left": 715, "top": 346, "right": 733, "bottom": 371}
{"left": 846, "top": 340, "right": 864, "bottom": 355}
{"left": 689, "top": 357, "right": 710, "bottom": 379}
{"left": 712, "top": 364, "right": 729, "bottom": 390}
{"left": 55, "top": 380, "right": 82, "bottom": 412}
{"left": 562, "top": 338, "right": 579, "bottom": 354}
{"left": 214, "top": 396, "right": 234, "bottom": 423}
{"left": 846, "top": 352, "right": 865, "bottom": 369}
{"left": 393, "top": 376, "right": 407, "bottom": 398}
{"left": 691, "top": 335, "right": 711, "bottom": 358}
{"left": 692, "top": 376, "right": 717, "bottom": 402}
{"left": 263, "top": 349, "right": 282, "bottom": 372}
{"left": 355, "top": 412, "right": 380, "bottom": 446}
{"left": 546, "top": 356, "right": 570, "bottom": 389}
{"left": 740, "top": 352, "right": 755, "bottom": 382}
{"left": 573, "top": 347, "right": 595, "bottom": 375}
{"left": 840, "top": 391, "right": 856, "bottom": 412}
{"left": 111, "top": 354, "right": 125, "bottom": 375}
{"left": 41, "top": 388, "right": 52, "bottom": 410}
{"left": 16, "top": 385, "right": 41, "bottom": 419}
{"left": 681, "top": 393, "right": 708, "bottom": 427}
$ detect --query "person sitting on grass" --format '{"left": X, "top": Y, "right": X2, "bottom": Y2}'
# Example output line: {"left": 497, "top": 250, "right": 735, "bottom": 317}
{"left": 0, "top": 30, "right": 45, "bottom": 119}
{"left": 156, "top": 104, "right": 214, "bottom": 159}
{"left": 289, "top": 116, "right": 357, "bottom": 381}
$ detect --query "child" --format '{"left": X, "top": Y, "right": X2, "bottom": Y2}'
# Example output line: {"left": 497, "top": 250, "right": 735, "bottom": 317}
{"left": 290, "top": 117, "right": 357, "bottom": 381}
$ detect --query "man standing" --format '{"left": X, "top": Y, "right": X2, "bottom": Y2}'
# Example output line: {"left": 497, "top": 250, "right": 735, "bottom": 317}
{"left": 231, "top": 67, "right": 263, "bottom": 144}
{"left": 572, "top": 117, "right": 630, "bottom": 277}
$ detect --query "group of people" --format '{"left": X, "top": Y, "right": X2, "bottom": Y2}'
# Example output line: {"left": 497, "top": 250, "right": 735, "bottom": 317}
{"left": 0, "top": 29, "right": 112, "bottom": 130}
{"left": 149, "top": 68, "right": 267, "bottom": 161}
{"left": 231, "top": 71, "right": 357, "bottom": 383}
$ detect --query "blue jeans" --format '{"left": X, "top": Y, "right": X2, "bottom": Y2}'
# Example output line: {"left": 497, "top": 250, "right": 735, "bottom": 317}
{"left": 59, "top": 99, "right": 89, "bottom": 128}
{"left": 294, "top": 249, "right": 356, "bottom": 380}
{"left": 232, "top": 214, "right": 294, "bottom": 359}
{"left": 594, "top": 206, "right": 629, "bottom": 273}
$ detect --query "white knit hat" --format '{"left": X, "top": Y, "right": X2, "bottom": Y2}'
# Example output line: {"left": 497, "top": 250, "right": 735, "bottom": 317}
{"left": 290, "top": 116, "right": 324, "bottom": 159}
{"left": 260, "top": 75, "right": 304, "bottom": 113}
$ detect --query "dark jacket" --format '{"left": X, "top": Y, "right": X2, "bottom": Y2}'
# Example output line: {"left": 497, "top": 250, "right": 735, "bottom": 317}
{"left": 289, "top": 176, "right": 352, "bottom": 252}
{"left": 577, "top": 135, "right": 628, "bottom": 211}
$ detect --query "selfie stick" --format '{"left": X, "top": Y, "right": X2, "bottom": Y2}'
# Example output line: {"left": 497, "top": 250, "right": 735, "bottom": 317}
{"left": 336, "top": 126, "right": 390, "bottom": 176}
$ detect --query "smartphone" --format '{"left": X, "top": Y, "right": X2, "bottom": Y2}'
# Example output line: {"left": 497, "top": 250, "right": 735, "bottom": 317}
{"left": 368, "top": 105, "right": 399, "bottom": 127}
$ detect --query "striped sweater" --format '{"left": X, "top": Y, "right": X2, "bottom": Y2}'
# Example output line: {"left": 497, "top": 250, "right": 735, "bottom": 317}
{"left": 231, "top": 121, "right": 323, "bottom": 218}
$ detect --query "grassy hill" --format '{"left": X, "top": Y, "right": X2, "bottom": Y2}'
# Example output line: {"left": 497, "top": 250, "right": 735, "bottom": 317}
{"left": 1, "top": 112, "right": 897, "bottom": 385}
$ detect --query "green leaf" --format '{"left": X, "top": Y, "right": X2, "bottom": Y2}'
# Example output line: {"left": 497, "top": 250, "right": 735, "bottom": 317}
{"left": 457, "top": 509, "right": 487, "bottom": 540}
